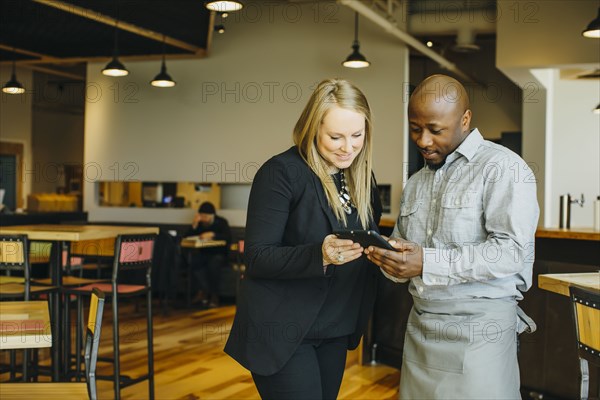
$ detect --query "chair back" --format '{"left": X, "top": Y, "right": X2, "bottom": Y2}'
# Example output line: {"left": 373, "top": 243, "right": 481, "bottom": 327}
{"left": 0, "top": 235, "right": 31, "bottom": 299}
{"left": 85, "top": 288, "right": 106, "bottom": 400}
{"left": 112, "top": 234, "right": 157, "bottom": 286}
{"left": 570, "top": 285, "right": 600, "bottom": 365}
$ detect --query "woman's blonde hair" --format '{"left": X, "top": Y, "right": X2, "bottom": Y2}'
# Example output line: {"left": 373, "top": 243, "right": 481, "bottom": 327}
{"left": 293, "top": 78, "right": 373, "bottom": 228}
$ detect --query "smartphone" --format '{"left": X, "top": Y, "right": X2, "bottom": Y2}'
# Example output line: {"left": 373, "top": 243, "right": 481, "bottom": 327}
{"left": 334, "top": 230, "right": 395, "bottom": 251}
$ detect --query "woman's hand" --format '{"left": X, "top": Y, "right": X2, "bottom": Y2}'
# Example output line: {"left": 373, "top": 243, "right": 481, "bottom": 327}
{"left": 321, "top": 234, "right": 363, "bottom": 266}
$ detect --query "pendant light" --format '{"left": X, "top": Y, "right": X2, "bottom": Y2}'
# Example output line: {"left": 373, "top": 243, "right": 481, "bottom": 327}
{"left": 151, "top": 37, "right": 176, "bottom": 88}
{"left": 205, "top": 1, "right": 243, "bottom": 12}
{"left": 342, "top": 12, "right": 370, "bottom": 69}
{"left": 102, "top": 1, "right": 128, "bottom": 77}
{"left": 594, "top": 104, "right": 600, "bottom": 114}
{"left": 2, "top": 59, "right": 25, "bottom": 95}
{"left": 582, "top": 7, "right": 600, "bottom": 38}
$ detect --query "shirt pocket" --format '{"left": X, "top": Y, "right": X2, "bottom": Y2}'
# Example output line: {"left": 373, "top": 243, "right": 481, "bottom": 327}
{"left": 440, "top": 191, "right": 478, "bottom": 244}
{"left": 399, "top": 200, "right": 424, "bottom": 241}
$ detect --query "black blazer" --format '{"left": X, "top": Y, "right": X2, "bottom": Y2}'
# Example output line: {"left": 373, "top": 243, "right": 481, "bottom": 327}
{"left": 224, "top": 146, "right": 382, "bottom": 376}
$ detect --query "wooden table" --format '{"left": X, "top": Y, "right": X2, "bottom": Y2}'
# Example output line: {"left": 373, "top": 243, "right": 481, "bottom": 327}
{"left": 0, "top": 224, "right": 158, "bottom": 380}
{"left": 0, "top": 301, "right": 51, "bottom": 350}
{"left": 0, "top": 382, "right": 88, "bottom": 399}
{"left": 538, "top": 272, "right": 600, "bottom": 297}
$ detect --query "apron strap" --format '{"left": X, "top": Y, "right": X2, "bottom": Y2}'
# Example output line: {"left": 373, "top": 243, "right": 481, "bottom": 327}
{"left": 517, "top": 306, "right": 536, "bottom": 335}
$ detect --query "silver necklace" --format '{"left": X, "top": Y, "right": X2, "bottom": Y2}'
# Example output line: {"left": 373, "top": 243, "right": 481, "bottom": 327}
{"left": 338, "top": 170, "right": 353, "bottom": 214}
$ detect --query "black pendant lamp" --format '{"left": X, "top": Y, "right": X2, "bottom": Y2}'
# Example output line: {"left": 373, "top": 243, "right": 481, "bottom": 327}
{"left": 582, "top": 7, "right": 600, "bottom": 38}
{"left": 151, "top": 37, "right": 176, "bottom": 88}
{"left": 2, "top": 59, "right": 25, "bottom": 95}
{"left": 342, "top": 12, "right": 370, "bottom": 69}
{"left": 102, "top": 2, "right": 128, "bottom": 77}
{"left": 594, "top": 103, "right": 600, "bottom": 114}
{"left": 205, "top": 1, "right": 243, "bottom": 12}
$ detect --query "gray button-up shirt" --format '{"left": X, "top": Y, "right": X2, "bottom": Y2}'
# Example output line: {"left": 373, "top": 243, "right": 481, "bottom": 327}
{"left": 388, "top": 129, "right": 539, "bottom": 300}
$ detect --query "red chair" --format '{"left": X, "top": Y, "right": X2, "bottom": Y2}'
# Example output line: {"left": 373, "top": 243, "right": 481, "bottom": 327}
{"left": 64, "top": 234, "right": 157, "bottom": 400}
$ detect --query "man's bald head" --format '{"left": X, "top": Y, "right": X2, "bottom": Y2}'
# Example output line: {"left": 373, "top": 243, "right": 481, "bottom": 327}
{"left": 409, "top": 74, "right": 470, "bottom": 118}
{"left": 407, "top": 75, "right": 473, "bottom": 170}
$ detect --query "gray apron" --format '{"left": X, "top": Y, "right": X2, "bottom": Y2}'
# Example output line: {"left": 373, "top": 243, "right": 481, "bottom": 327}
{"left": 399, "top": 297, "right": 536, "bottom": 399}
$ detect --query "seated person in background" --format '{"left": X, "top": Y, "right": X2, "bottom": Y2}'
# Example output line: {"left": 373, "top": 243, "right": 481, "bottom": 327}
{"left": 185, "top": 201, "right": 231, "bottom": 307}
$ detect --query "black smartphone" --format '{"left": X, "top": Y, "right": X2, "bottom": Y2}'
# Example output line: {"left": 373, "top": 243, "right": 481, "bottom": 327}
{"left": 334, "top": 230, "right": 395, "bottom": 251}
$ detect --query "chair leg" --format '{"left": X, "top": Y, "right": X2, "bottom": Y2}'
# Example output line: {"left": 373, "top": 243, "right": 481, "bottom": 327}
{"left": 63, "top": 292, "right": 71, "bottom": 377}
{"left": 75, "top": 296, "right": 83, "bottom": 381}
{"left": 22, "top": 348, "right": 29, "bottom": 382}
{"left": 9, "top": 349, "right": 16, "bottom": 380}
{"left": 147, "top": 289, "right": 155, "bottom": 399}
{"left": 580, "top": 358, "right": 590, "bottom": 400}
{"left": 113, "top": 295, "right": 121, "bottom": 400}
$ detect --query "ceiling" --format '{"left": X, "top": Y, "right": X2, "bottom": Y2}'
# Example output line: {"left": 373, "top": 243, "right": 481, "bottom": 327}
{"left": 0, "top": 0, "right": 212, "bottom": 79}
{"left": 0, "top": 0, "right": 507, "bottom": 82}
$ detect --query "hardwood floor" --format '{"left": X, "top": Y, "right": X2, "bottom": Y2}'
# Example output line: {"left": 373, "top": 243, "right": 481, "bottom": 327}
{"left": 1, "top": 302, "right": 401, "bottom": 399}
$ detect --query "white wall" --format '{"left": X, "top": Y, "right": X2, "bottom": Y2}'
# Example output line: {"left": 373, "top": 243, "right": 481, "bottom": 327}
{"left": 547, "top": 71, "right": 600, "bottom": 227}
{"left": 497, "top": 0, "right": 600, "bottom": 228}
{"left": 0, "top": 66, "right": 33, "bottom": 209}
{"left": 497, "top": 0, "right": 599, "bottom": 69}
{"left": 84, "top": 1, "right": 408, "bottom": 226}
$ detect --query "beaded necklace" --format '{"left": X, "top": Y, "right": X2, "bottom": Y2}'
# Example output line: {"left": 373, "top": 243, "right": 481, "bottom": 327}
{"left": 337, "top": 170, "right": 354, "bottom": 214}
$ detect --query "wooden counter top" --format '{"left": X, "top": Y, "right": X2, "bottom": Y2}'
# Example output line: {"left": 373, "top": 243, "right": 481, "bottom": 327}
{"left": 378, "top": 219, "right": 599, "bottom": 242}
{"left": 535, "top": 227, "right": 600, "bottom": 241}
{"left": 379, "top": 218, "right": 395, "bottom": 228}
{"left": 538, "top": 272, "right": 600, "bottom": 297}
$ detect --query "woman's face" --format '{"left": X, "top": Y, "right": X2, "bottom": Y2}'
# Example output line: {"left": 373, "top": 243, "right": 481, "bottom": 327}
{"left": 316, "top": 105, "right": 366, "bottom": 172}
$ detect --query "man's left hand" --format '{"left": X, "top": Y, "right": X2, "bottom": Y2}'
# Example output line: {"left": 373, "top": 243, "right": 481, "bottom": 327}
{"left": 199, "top": 231, "right": 215, "bottom": 240}
{"left": 365, "top": 238, "right": 423, "bottom": 280}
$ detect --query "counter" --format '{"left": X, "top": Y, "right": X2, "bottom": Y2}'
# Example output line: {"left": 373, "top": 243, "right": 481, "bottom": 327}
{"left": 535, "top": 227, "right": 600, "bottom": 241}
{"left": 0, "top": 212, "right": 88, "bottom": 227}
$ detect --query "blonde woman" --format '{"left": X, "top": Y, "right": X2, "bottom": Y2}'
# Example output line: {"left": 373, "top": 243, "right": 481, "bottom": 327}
{"left": 225, "top": 78, "right": 383, "bottom": 399}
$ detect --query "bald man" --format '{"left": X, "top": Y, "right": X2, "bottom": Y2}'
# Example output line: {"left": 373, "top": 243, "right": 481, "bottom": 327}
{"left": 366, "top": 75, "right": 539, "bottom": 398}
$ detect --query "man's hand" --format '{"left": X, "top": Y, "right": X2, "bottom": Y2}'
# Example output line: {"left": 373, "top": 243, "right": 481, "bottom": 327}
{"left": 192, "top": 213, "right": 202, "bottom": 229}
{"left": 199, "top": 231, "right": 215, "bottom": 240}
{"left": 365, "top": 237, "right": 423, "bottom": 280}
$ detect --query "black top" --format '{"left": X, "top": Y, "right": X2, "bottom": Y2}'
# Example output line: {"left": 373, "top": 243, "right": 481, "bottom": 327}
{"left": 224, "top": 147, "right": 382, "bottom": 375}
{"left": 306, "top": 171, "right": 364, "bottom": 338}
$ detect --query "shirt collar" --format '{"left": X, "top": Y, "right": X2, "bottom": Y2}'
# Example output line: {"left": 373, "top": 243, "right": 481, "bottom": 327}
{"left": 446, "top": 128, "right": 483, "bottom": 164}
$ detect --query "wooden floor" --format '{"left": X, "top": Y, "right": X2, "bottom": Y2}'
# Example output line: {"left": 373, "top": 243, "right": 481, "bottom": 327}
{"left": 2, "top": 302, "right": 400, "bottom": 399}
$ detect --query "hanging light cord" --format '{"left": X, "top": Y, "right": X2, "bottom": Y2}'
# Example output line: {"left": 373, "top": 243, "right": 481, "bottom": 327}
{"left": 113, "top": 0, "right": 119, "bottom": 57}
{"left": 161, "top": 34, "right": 166, "bottom": 65}
{"left": 354, "top": 12, "right": 359, "bottom": 44}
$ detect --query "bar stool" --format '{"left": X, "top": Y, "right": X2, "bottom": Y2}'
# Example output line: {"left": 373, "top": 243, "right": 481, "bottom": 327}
{"left": 63, "top": 233, "right": 157, "bottom": 400}
{"left": 0, "top": 287, "right": 106, "bottom": 400}
{"left": 570, "top": 286, "right": 600, "bottom": 400}
{"left": 0, "top": 234, "right": 56, "bottom": 382}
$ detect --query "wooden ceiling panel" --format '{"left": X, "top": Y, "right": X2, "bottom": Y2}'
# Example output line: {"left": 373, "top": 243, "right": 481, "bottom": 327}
{"left": 0, "top": 0, "right": 211, "bottom": 64}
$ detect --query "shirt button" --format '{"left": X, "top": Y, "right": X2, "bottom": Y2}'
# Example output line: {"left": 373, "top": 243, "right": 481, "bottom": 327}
{"left": 417, "top": 286, "right": 424, "bottom": 293}
{"left": 427, "top": 229, "right": 432, "bottom": 235}
{"left": 432, "top": 198, "right": 436, "bottom": 204}
{"left": 454, "top": 199, "right": 460, "bottom": 205}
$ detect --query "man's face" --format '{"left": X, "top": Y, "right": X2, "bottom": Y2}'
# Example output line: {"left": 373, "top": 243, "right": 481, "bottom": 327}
{"left": 197, "top": 213, "right": 214, "bottom": 227}
{"left": 408, "top": 98, "right": 471, "bottom": 169}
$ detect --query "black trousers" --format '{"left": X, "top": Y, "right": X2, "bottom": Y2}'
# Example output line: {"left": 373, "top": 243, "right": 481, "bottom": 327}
{"left": 188, "top": 251, "right": 225, "bottom": 295}
{"left": 251, "top": 336, "right": 348, "bottom": 400}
